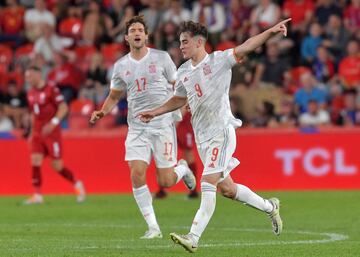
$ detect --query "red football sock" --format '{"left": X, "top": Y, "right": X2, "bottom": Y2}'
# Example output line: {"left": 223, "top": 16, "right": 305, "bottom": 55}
{"left": 32, "top": 166, "right": 42, "bottom": 192}
{"left": 58, "top": 167, "right": 76, "bottom": 184}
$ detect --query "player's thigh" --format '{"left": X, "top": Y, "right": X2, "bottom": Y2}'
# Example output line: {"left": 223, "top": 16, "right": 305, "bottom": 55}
{"left": 29, "top": 134, "right": 46, "bottom": 162}
{"left": 44, "top": 136, "right": 62, "bottom": 159}
{"left": 152, "top": 124, "right": 177, "bottom": 169}
{"left": 129, "top": 160, "right": 148, "bottom": 187}
{"left": 125, "top": 130, "right": 152, "bottom": 165}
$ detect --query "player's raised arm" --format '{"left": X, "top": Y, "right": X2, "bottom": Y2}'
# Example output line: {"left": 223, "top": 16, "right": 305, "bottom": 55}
{"left": 234, "top": 18, "right": 291, "bottom": 60}
{"left": 138, "top": 95, "right": 187, "bottom": 123}
{"left": 90, "top": 89, "right": 125, "bottom": 124}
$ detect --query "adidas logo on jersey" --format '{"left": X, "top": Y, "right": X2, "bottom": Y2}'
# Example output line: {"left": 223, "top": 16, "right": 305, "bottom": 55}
{"left": 184, "top": 77, "right": 189, "bottom": 82}
{"left": 125, "top": 71, "right": 131, "bottom": 76}
{"left": 208, "top": 162, "right": 215, "bottom": 168}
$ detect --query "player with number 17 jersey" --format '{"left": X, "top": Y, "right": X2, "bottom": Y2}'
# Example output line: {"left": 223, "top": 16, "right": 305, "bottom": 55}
{"left": 111, "top": 48, "right": 179, "bottom": 130}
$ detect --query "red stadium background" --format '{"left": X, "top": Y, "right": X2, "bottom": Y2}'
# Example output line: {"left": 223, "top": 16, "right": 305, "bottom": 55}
{"left": 1, "top": 127, "right": 359, "bottom": 195}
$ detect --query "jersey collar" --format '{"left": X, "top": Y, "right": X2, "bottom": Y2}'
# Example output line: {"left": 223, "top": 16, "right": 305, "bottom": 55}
{"left": 128, "top": 47, "right": 150, "bottom": 63}
{"left": 190, "top": 54, "right": 209, "bottom": 70}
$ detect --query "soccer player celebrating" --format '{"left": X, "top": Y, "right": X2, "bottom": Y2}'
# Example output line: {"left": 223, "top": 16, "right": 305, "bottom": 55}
{"left": 25, "top": 66, "right": 86, "bottom": 204}
{"left": 90, "top": 15, "right": 196, "bottom": 239}
{"left": 138, "top": 19, "right": 291, "bottom": 252}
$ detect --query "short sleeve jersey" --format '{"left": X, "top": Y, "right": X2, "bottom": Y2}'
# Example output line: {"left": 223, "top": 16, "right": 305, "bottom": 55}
{"left": 175, "top": 49, "right": 243, "bottom": 143}
{"left": 27, "top": 83, "right": 64, "bottom": 134}
{"left": 110, "top": 48, "right": 178, "bottom": 129}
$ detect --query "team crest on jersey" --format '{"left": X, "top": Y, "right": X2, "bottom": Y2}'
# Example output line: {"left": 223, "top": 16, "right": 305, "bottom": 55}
{"left": 149, "top": 63, "right": 156, "bottom": 73}
{"left": 203, "top": 64, "right": 212, "bottom": 76}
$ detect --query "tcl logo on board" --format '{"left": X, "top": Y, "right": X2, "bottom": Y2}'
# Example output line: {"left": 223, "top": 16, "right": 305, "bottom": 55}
{"left": 274, "top": 148, "right": 357, "bottom": 176}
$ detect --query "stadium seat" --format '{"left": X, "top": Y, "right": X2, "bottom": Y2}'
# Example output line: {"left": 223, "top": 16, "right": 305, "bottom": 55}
{"left": 101, "top": 43, "right": 126, "bottom": 68}
{"left": 59, "top": 17, "right": 83, "bottom": 40}
{"left": 14, "top": 44, "right": 34, "bottom": 63}
{"left": 69, "top": 99, "right": 95, "bottom": 130}
{"left": 75, "top": 45, "right": 97, "bottom": 72}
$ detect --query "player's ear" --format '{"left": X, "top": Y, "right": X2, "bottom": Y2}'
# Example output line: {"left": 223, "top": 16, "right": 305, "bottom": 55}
{"left": 125, "top": 34, "right": 129, "bottom": 45}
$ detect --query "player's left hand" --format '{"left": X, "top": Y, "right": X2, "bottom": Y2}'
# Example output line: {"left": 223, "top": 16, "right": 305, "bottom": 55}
{"left": 42, "top": 122, "right": 56, "bottom": 136}
{"left": 270, "top": 18, "right": 291, "bottom": 37}
{"left": 137, "top": 111, "right": 156, "bottom": 123}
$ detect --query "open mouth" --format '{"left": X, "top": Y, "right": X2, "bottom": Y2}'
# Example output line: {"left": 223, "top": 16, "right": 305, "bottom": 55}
{"left": 134, "top": 38, "right": 141, "bottom": 42}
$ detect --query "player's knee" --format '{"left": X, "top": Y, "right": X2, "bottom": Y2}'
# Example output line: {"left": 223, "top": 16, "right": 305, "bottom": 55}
{"left": 157, "top": 177, "right": 173, "bottom": 188}
{"left": 219, "top": 184, "right": 237, "bottom": 199}
{"left": 31, "top": 155, "right": 42, "bottom": 166}
{"left": 51, "top": 160, "right": 62, "bottom": 171}
{"left": 131, "top": 169, "right": 146, "bottom": 185}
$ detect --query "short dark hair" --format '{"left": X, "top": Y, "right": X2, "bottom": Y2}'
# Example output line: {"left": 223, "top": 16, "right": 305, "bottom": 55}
{"left": 125, "top": 15, "right": 148, "bottom": 35}
{"left": 26, "top": 65, "right": 41, "bottom": 72}
{"left": 179, "top": 21, "right": 208, "bottom": 40}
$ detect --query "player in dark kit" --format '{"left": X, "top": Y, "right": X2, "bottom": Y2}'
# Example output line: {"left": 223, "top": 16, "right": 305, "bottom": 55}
{"left": 24, "top": 66, "right": 86, "bottom": 204}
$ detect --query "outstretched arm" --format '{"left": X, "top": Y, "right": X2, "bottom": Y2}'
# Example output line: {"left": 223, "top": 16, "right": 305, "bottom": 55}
{"left": 234, "top": 18, "right": 291, "bottom": 60}
{"left": 90, "top": 89, "right": 124, "bottom": 124}
{"left": 138, "top": 95, "right": 187, "bottom": 123}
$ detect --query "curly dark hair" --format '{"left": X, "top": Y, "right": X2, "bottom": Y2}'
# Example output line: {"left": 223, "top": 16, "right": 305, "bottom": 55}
{"left": 179, "top": 21, "right": 208, "bottom": 40}
{"left": 125, "top": 15, "right": 148, "bottom": 35}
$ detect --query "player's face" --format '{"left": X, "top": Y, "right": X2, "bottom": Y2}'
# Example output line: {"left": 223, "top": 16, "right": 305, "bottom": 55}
{"left": 25, "top": 69, "right": 42, "bottom": 87}
{"left": 125, "top": 22, "right": 148, "bottom": 50}
{"left": 179, "top": 32, "right": 197, "bottom": 59}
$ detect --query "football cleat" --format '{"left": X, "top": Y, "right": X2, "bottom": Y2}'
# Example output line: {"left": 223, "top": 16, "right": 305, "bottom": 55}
{"left": 140, "top": 229, "right": 163, "bottom": 239}
{"left": 267, "top": 197, "right": 283, "bottom": 236}
{"left": 178, "top": 159, "right": 196, "bottom": 191}
{"left": 24, "top": 193, "right": 44, "bottom": 205}
{"left": 74, "top": 181, "right": 86, "bottom": 203}
{"left": 170, "top": 233, "right": 198, "bottom": 253}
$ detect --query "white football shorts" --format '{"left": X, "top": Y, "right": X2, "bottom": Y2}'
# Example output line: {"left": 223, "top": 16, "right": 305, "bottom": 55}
{"left": 125, "top": 124, "right": 177, "bottom": 168}
{"left": 197, "top": 125, "right": 240, "bottom": 181}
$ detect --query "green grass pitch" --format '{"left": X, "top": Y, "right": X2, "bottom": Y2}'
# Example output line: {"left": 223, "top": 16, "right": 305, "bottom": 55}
{"left": 0, "top": 191, "right": 359, "bottom": 257}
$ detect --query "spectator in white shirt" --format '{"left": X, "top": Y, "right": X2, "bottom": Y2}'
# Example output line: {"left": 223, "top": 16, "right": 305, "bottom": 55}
{"left": 299, "top": 99, "right": 330, "bottom": 127}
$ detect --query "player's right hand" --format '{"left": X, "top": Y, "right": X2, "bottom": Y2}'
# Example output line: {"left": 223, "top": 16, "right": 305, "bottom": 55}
{"left": 137, "top": 111, "right": 155, "bottom": 123}
{"left": 90, "top": 110, "right": 105, "bottom": 124}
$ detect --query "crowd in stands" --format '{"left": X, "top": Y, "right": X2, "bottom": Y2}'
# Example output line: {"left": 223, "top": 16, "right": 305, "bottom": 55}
{"left": 0, "top": 0, "right": 359, "bottom": 133}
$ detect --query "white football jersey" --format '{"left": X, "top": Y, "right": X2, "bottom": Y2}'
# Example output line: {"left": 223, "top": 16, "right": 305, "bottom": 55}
{"left": 175, "top": 49, "right": 243, "bottom": 143}
{"left": 111, "top": 48, "right": 179, "bottom": 129}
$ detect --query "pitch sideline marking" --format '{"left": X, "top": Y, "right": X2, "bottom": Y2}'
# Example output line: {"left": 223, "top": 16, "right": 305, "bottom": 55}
{"left": 1, "top": 223, "right": 349, "bottom": 251}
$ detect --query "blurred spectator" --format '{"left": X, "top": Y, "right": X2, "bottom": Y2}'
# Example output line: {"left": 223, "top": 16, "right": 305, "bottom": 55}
{"left": 140, "top": 0, "right": 163, "bottom": 34}
{"left": 2, "top": 80, "right": 28, "bottom": 128}
{"left": 34, "top": 24, "right": 73, "bottom": 64}
{"left": 322, "top": 14, "right": 350, "bottom": 62}
{"left": 301, "top": 22, "right": 323, "bottom": 65}
{"left": 294, "top": 72, "right": 327, "bottom": 113}
{"left": 82, "top": 0, "right": 113, "bottom": 45}
{"left": 47, "top": 53, "right": 84, "bottom": 103}
{"left": 24, "top": 0, "right": 56, "bottom": 42}
{"left": 338, "top": 40, "right": 360, "bottom": 89}
{"left": 277, "top": 99, "right": 298, "bottom": 127}
{"left": 343, "top": 0, "right": 360, "bottom": 38}
{"left": 250, "top": 0, "right": 281, "bottom": 29}
{"left": 282, "top": 0, "right": 314, "bottom": 34}
{"left": 167, "top": 45, "right": 183, "bottom": 67}
{"left": 228, "top": 0, "right": 251, "bottom": 34}
{"left": 156, "top": 21, "right": 179, "bottom": 50}
{"left": 78, "top": 51, "right": 108, "bottom": 105}
{"left": 253, "top": 42, "right": 291, "bottom": 88}
{"left": 0, "top": 103, "right": 14, "bottom": 132}
{"left": 0, "top": 0, "right": 26, "bottom": 47}
{"left": 161, "top": 0, "right": 191, "bottom": 25}
{"left": 192, "top": 0, "right": 226, "bottom": 47}
{"left": 337, "top": 89, "right": 360, "bottom": 126}
{"left": 299, "top": 99, "right": 330, "bottom": 127}
{"left": 315, "top": 0, "right": 342, "bottom": 26}
{"left": 108, "top": 0, "right": 135, "bottom": 43}
{"left": 252, "top": 100, "right": 279, "bottom": 127}
{"left": 312, "top": 45, "right": 334, "bottom": 83}
{"left": 328, "top": 79, "right": 344, "bottom": 123}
